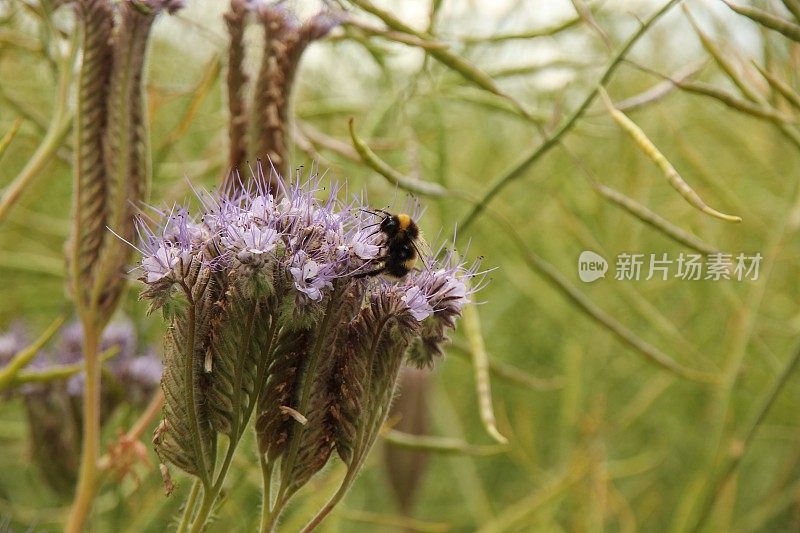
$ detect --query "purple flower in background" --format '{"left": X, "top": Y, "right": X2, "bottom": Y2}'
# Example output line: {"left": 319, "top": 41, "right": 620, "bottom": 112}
{"left": 0, "top": 317, "right": 162, "bottom": 403}
{"left": 0, "top": 322, "right": 27, "bottom": 366}
{"left": 117, "top": 350, "right": 163, "bottom": 404}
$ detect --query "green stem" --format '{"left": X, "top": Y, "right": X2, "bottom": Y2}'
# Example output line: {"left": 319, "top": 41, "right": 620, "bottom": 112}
{"left": 188, "top": 472, "right": 224, "bottom": 533}
{"left": 231, "top": 305, "right": 258, "bottom": 440}
{"left": 259, "top": 454, "right": 274, "bottom": 533}
{"left": 181, "top": 283, "right": 213, "bottom": 490}
{"left": 0, "top": 110, "right": 72, "bottom": 225}
{"left": 188, "top": 430, "right": 243, "bottom": 531}
{"left": 253, "top": 318, "right": 281, "bottom": 530}
{"left": 261, "top": 493, "right": 286, "bottom": 533}
{"left": 192, "top": 310, "right": 281, "bottom": 532}
{"left": 64, "top": 324, "right": 101, "bottom": 533}
{"left": 12, "top": 345, "right": 118, "bottom": 387}
{"left": 301, "top": 467, "right": 359, "bottom": 533}
{"left": 303, "top": 397, "right": 398, "bottom": 532}
{"left": 176, "top": 479, "right": 202, "bottom": 533}
{"left": 0, "top": 314, "right": 64, "bottom": 390}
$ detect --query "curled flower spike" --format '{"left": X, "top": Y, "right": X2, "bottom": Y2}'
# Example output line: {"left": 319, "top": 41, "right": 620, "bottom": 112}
{"left": 134, "top": 165, "right": 485, "bottom": 530}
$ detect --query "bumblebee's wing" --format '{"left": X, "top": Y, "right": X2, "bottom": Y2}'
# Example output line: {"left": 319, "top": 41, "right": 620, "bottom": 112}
{"left": 413, "top": 234, "right": 432, "bottom": 271}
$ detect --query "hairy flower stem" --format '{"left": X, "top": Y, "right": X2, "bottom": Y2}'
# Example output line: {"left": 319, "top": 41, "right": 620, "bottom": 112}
{"left": 262, "top": 488, "right": 292, "bottom": 533}
{"left": 262, "top": 290, "right": 348, "bottom": 531}
{"left": 231, "top": 305, "right": 258, "bottom": 438}
{"left": 259, "top": 455, "right": 275, "bottom": 532}
{"left": 302, "top": 401, "right": 396, "bottom": 531}
{"left": 176, "top": 479, "right": 202, "bottom": 533}
{"left": 302, "top": 315, "right": 398, "bottom": 532}
{"left": 64, "top": 325, "right": 101, "bottom": 533}
{"left": 190, "top": 311, "right": 280, "bottom": 532}
{"left": 181, "top": 282, "right": 213, "bottom": 490}
{"left": 301, "top": 458, "right": 358, "bottom": 532}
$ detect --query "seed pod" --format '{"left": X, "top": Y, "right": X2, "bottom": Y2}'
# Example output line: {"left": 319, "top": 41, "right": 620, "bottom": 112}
{"left": 69, "top": 0, "right": 113, "bottom": 313}
{"left": 724, "top": 2, "right": 800, "bottom": 43}
{"left": 252, "top": 5, "right": 337, "bottom": 188}
{"left": 206, "top": 267, "right": 272, "bottom": 438}
{"left": 153, "top": 256, "right": 218, "bottom": 479}
{"left": 599, "top": 88, "right": 742, "bottom": 224}
{"left": 255, "top": 326, "right": 311, "bottom": 461}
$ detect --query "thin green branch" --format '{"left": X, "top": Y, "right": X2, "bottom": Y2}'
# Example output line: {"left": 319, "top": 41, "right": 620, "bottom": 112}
{"left": 690, "top": 343, "right": 800, "bottom": 532}
{"left": 382, "top": 429, "right": 509, "bottom": 456}
{"left": 337, "top": 509, "right": 450, "bottom": 533}
{"left": 486, "top": 208, "right": 719, "bottom": 384}
{"left": 449, "top": 341, "right": 563, "bottom": 392}
{"left": 0, "top": 118, "right": 23, "bottom": 159}
{"left": 348, "top": 118, "right": 452, "bottom": 198}
{"left": 0, "top": 314, "right": 65, "bottom": 390}
{"left": 346, "top": 0, "right": 539, "bottom": 124}
{"left": 458, "top": 0, "right": 684, "bottom": 232}
{"left": 461, "top": 15, "right": 581, "bottom": 44}
{"left": 9, "top": 345, "right": 118, "bottom": 387}
{"left": 0, "top": 31, "right": 76, "bottom": 225}
{"left": 176, "top": 479, "right": 202, "bottom": 533}
{"left": 723, "top": 2, "right": 800, "bottom": 42}
{"left": 65, "top": 324, "right": 101, "bottom": 533}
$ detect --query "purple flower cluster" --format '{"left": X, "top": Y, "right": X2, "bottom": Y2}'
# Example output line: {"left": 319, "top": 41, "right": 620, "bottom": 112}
{"left": 0, "top": 318, "right": 162, "bottom": 401}
{"left": 138, "top": 170, "right": 485, "bottom": 505}
{"left": 0, "top": 317, "right": 162, "bottom": 494}
{"left": 136, "top": 174, "right": 482, "bottom": 335}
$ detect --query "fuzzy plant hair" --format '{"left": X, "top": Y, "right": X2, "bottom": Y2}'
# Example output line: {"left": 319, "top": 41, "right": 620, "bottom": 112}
{"left": 135, "top": 166, "right": 484, "bottom": 529}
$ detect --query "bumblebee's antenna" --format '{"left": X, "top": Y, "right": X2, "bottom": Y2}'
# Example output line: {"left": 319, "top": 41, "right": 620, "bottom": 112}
{"left": 359, "top": 208, "right": 387, "bottom": 218}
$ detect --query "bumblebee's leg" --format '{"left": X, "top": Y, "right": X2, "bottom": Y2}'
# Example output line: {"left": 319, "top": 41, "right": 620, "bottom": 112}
{"left": 353, "top": 254, "right": 389, "bottom": 278}
{"left": 353, "top": 266, "right": 386, "bottom": 278}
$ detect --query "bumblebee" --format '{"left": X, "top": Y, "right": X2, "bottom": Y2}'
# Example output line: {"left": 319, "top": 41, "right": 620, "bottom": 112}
{"left": 357, "top": 210, "right": 425, "bottom": 279}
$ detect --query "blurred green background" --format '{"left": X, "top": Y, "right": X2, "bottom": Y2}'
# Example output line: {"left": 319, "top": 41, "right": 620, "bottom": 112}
{"left": 1, "top": 0, "right": 799, "bottom": 531}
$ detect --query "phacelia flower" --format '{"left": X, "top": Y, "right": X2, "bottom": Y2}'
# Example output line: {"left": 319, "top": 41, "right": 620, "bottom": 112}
{"left": 401, "top": 286, "right": 434, "bottom": 321}
{"left": 288, "top": 250, "right": 335, "bottom": 302}
{"left": 135, "top": 167, "right": 486, "bottom": 517}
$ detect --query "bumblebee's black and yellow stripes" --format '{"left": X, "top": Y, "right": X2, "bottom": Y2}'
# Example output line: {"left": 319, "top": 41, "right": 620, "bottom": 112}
{"left": 357, "top": 211, "right": 422, "bottom": 279}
